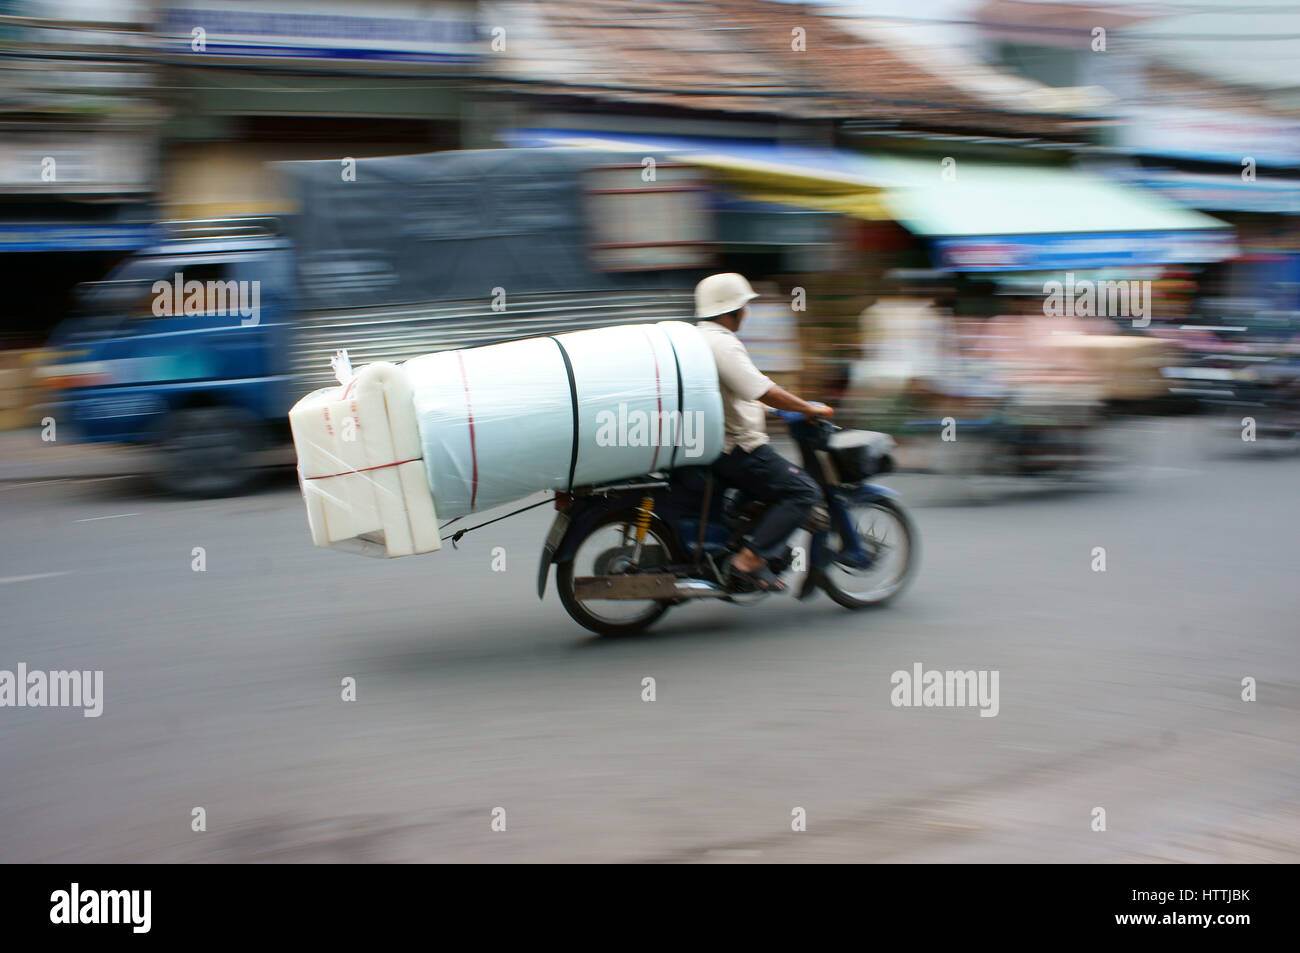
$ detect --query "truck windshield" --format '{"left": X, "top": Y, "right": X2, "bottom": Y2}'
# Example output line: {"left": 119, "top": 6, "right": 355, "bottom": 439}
{"left": 75, "top": 258, "right": 235, "bottom": 325}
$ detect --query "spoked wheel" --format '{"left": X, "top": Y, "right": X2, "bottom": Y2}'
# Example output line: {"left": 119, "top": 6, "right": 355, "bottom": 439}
{"left": 556, "top": 510, "right": 685, "bottom": 636}
{"left": 821, "top": 497, "right": 918, "bottom": 609}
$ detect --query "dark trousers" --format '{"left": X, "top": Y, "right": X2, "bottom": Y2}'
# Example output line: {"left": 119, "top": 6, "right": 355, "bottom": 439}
{"left": 711, "top": 443, "right": 821, "bottom": 561}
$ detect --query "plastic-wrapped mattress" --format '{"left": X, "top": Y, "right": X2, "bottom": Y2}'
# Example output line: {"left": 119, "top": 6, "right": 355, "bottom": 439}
{"left": 405, "top": 320, "right": 722, "bottom": 519}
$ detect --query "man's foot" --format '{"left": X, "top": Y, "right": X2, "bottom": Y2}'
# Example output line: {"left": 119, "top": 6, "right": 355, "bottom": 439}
{"left": 724, "top": 554, "right": 787, "bottom": 592}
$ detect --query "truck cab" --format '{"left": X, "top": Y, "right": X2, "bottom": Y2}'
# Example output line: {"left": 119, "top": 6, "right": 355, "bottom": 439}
{"left": 44, "top": 219, "right": 295, "bottom": 495}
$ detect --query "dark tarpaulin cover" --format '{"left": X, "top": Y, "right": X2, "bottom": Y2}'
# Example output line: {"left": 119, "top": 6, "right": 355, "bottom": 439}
{"left": 277, "top": 148, "right": 664, "bottom": 311}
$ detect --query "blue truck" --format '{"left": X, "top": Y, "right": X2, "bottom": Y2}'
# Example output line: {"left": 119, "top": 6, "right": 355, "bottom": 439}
{"left": 43, "top": 149, "right": 707, "bottom": 495}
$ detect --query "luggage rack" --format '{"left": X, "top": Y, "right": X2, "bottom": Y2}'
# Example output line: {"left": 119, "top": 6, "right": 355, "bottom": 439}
{"left": 575, "top": 478, "right": 670, "bottom": 496}
{"left": 441, "top": 478, "right": 673, "bottom": 547}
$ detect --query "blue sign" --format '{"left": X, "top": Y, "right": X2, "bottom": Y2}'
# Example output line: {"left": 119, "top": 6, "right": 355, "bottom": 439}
{"left": 158, "top": 3, "right": 481, "bottom": 63}
{"left": 931, "top": 229, "right": 1237, "bottom": 272}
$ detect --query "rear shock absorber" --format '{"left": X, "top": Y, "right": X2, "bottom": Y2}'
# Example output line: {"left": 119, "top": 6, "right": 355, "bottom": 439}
{"left": 631, "top": 494, "right": 655, "bottom": 565}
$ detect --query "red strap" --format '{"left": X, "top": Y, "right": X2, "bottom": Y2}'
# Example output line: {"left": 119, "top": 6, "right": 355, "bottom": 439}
{"left": 305, "top": 458, "right": 421, "bottom": 481}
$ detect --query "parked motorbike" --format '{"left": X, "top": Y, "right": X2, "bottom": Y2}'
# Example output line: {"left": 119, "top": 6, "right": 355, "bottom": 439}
{"left": 1160, "top": 310, "right": 1300, "bottom": 441}
{"left": 537, "top": 411, "right": 918, "bottom": 635}
{"left": 1175, "top": 356, "right": 1300, "bottom": 442}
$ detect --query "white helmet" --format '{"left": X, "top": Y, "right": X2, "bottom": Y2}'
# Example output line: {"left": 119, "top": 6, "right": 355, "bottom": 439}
{"left": 695, "top": 272, "right": 758, "bottom": 319}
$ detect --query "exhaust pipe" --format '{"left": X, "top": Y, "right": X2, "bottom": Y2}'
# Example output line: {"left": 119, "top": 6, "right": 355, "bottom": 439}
{"left": 672, "top": 578, "right": 730, "bottom": 600}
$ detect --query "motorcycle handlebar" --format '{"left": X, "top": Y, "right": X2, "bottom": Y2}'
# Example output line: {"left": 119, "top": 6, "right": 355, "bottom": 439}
{"left": 773, "top": 404, "right": 834, "bottom": 424}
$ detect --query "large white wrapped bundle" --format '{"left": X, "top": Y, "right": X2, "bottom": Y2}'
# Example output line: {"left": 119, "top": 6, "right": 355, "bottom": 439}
{"left": 288, "top": 320, "right": 724, "bottom": 558}
{"left": 289, "top": 360, "right": 442, "bottom": 558}
{"left": 406, "top": 320, "right": 723, "bottom": 518}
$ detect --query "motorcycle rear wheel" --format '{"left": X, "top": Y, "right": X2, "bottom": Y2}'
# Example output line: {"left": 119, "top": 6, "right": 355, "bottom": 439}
{"left": 556, "top": 510, "right": 686, "bottom": 636}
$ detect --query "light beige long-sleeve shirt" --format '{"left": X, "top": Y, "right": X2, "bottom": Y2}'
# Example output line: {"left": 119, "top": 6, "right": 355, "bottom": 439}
{"left": 698, "top": 320, "right": 774, "bottom": 453}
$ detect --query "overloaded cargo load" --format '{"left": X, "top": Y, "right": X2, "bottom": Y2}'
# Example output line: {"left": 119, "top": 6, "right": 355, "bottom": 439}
{"left": 289, "top": 320, "right": 724, "bottom": 558}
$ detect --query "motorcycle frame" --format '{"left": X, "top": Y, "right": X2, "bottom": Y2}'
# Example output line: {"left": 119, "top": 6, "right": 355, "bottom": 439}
{"left": 537, "top": 417, "right": 899, "bottom": 598}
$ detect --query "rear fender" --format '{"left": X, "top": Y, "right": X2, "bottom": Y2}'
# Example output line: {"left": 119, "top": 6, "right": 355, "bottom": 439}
{"left": 536, "top": 492, "right": 643, "bottom": 599}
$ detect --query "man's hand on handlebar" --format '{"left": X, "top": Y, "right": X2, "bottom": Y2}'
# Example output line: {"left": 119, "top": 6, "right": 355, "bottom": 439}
{"left": 759, "top": 384, "right": 834, "bottom": 420}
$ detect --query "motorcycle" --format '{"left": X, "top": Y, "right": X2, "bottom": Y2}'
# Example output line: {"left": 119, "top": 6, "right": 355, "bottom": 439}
{"left": 1193, "top": 358, "right": 1300, "bottom": 442}
{"left": 536, "top": 411, "right": 919, "bottom": 635}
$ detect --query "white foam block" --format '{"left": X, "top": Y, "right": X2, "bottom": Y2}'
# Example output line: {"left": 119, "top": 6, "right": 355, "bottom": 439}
{"left": 298, "top": 462, "right": 441, "bottom": 558}
{"left": 290, "top": 361, "right": 441, "bottom": 558}
{"left": 396, "top": 459, "right": 441, "bottom": 553}
{"left": 289, "top": 362, "right": 419, "bottom": 479}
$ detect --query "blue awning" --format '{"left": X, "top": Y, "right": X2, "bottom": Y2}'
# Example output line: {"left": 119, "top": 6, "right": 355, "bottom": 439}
{"left": 1107, "top": 168, "right": 1300, "bottom": 215}
{"left": 0, "top": 222, "right": 160, "bottom": 251}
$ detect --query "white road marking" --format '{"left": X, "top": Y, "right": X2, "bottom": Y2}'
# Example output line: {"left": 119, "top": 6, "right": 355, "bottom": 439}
{"left": 74, "top": 513, "right": 140, "bottom": 523}
{"left": 0, "top": 475, "right": 136, "bottom": 491}
{"left": 0, "top": 479, "right": 70, "bottom": 491}
{"left": 0, "top": 571, "right": 72, "bottom": 585}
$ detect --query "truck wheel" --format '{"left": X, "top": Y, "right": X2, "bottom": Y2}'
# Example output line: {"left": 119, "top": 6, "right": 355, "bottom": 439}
{"left": 155, "top": 407, "right": 260, "bottom": 497}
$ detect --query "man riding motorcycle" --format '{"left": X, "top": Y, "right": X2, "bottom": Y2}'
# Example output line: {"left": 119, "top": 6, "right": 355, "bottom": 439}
{"left": 694, "top": 273, "right": 833, "bottom": 592}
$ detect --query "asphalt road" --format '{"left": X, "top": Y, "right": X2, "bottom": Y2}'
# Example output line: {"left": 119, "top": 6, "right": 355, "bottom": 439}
{"left": 2, "top": 418, "right": 1298, "bottom": 862}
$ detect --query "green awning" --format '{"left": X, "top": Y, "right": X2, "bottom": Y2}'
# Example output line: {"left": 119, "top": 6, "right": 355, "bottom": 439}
{"left": 856, "top": 155, "right": 1236, "bottom": 270}
{"left": 869, "top": 155, "right": 1230, "bottom": 236}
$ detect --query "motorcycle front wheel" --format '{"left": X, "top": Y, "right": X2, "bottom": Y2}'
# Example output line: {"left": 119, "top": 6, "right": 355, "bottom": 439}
{"left": 821, "top": 496, "right": 918, "bottom": 609}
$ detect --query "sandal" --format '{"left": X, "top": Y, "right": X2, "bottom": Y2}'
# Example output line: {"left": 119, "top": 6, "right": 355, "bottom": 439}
{"left": 724, "top": 556, "right": 787, "bottom": 593}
